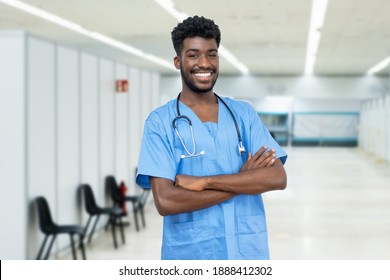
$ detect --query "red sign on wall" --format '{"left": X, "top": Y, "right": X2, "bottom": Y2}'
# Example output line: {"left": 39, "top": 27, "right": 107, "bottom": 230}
{"left": 116, "top": 80, "right": 129, "bottom": 93}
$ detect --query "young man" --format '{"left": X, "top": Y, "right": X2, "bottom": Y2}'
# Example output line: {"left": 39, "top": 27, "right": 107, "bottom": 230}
{"left": 136, "top": 16, "right": 287, "bottom": 260}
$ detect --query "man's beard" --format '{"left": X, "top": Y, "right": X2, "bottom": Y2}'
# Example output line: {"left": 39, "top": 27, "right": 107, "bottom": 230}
{"left": 180, "top": 67, "right": 218, "bottom": 94}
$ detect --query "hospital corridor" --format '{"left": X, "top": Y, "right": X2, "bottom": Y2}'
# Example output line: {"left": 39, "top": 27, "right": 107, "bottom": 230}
{"left": 54, "top": 147, "right": 390, "bottom": 260}
{"left": 1, "top": 0, "right": 390, "bottom": 263}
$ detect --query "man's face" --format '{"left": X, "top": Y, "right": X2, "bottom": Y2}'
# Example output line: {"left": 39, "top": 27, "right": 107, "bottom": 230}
{"left": 175, "top": 37, "right": 219, "bottom": 94}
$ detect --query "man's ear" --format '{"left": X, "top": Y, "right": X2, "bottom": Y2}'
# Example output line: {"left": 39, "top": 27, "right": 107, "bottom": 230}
{"left": 174, "top": 56, "right": 180, "bottom": 70}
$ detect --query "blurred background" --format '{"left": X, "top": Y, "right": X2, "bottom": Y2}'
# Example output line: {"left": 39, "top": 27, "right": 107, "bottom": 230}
{"left": 1, "top": 0, "right": 389, "bottom": 260}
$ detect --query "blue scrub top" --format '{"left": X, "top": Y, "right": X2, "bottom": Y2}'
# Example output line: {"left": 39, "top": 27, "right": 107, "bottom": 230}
{"left": 136, "top": 96, "right": 287, "bottom": 260}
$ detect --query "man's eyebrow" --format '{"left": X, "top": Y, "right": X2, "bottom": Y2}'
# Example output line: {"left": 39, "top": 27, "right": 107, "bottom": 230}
{"left": 185, "top": 48, "right": 200, "bottom": 53}
{"left": 184, "top": 48, "right": 218, "bottom": 53}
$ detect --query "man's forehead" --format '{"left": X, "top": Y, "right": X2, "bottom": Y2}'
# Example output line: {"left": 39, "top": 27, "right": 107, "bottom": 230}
{"left": 182, "top": 37, "right": 218, "bottom": 50}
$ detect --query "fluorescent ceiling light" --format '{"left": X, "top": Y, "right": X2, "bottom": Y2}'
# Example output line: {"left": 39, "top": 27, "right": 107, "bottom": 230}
{"left": 154, "top": 0, "right": 249, "bottom": 74}
{"left": 0, "top": 0, "right": 176, "bottom": 71}
{"left": 153, "top": 0, "right": 189, "bottom": 22}
{"left": 366, "top": 56, "right": 390, "bottom": 75}
{"left": 218, "top": 46, "right": 249, "bottom": 74}
{"left": 304, "top": 0, "right": 329, "bottom": 75}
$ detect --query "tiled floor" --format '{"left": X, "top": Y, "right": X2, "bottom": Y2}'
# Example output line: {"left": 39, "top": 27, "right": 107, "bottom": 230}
{"left": 58, "top": 147, "right": 390, "bottom": 260}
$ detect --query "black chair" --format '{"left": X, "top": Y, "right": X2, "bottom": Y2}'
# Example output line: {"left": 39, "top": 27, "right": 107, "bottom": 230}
{"left": 105, "top": 175, "right": 150, "bottom": 231}
{"left": 35, "top": 196, "right": 86, "bottom": 260}
{"left": 81, "top": 184, "right": 125, "bottom": 249}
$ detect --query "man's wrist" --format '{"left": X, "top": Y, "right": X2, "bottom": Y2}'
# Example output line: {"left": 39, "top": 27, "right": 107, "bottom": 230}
{"left": 203, "top": 176, "right": 212, "bottom": 191}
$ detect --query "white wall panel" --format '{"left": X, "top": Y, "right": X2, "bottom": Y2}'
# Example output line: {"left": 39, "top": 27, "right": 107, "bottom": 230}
{"left": 139, "top": 71, "right": 152, "bottom": 193}
{"left": 360, "top": 96, "right": 390, "bottom": 162}
{"left": 249, "top": 96, "right": 294, "bottom": 113}
{"left": 140, "top": 71, "right": 151, "bottom": 128}
{"left": 386, "top": 96, "right": 390, "bottom": 162}
{"left": 367, "top": 102, "right": 372, "bottom": 152}
{"left": 375, "top": 98, "right": 386, "bottom": 159}
{"left": 292, "top": 114, "right": 359, "bottom": 139}
{"left": 0, "top": 32, "right": 26, "bottom": 259}
{"left": 99, "top": 58, "right": 115, "bottom": 203}
{"left": 80, "top": 53, "right": 99, "bottom": 208}
{"left": 114, "top": 63, "right": 129, "bottom": 187}
{"left": 128, "top": 68, "right": 141, "bottom": 194}
{"left": 293, "top": 98, "right": 360, "bottom": 112}
{"left": 160, "top": 75, "right": 181, "bottom": 101}
{"left": 56, "top": 46, "right": 80, "bottom": 249}
{"left": 26, "top": 36, "right": 56, "bottom": 259}
{"left": 151, "top": 73, "right": 160, "bottom": 111}
{"left": 358, "top": 102, "right": 367, "bottom": 150}
{"left": 372, "top": 99, "right": 380, "bottom": 156}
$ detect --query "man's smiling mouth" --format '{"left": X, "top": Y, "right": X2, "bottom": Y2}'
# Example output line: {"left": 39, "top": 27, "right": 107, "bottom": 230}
{"left": 194, "top": 72, "right": 212, "bottom": 77}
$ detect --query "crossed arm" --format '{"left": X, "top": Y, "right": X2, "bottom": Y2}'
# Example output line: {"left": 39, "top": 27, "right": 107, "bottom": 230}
{"left": 150, "top": 146, "right": 287, "bottom": 216}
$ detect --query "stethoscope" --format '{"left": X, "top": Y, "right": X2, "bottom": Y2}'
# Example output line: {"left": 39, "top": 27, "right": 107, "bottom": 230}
{"left": 172, "top": 92, "right": 246, "bottom": 158}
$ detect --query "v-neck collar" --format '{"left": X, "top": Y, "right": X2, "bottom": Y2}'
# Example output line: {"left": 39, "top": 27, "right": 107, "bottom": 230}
{"left": 177, "top": 98, "right": 223, "bottom": 138}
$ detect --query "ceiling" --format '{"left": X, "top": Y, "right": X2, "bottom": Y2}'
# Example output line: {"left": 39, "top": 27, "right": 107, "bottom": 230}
{"left": 1, "top": 0, "right": 390, "bottom": 76}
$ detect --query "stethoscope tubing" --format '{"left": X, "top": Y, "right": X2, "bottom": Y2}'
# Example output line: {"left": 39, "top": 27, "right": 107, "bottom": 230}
{"left": 172, "top": 115, "right": 192, "bottom": 129}
{"left": 173, "top": 92, "right": 245, "bottom": 158}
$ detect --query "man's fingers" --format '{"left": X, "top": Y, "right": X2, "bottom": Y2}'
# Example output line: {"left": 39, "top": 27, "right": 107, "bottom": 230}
{"left": 267, "top": 158, "right": 276, "bottom": 167}
{"left": 241, "top": 147, "right": 277, "bottom": 171}
{"left": 262, "top": 152, "right": 276, "bottom": 167}
{"left": 252, "top": 146, "right": 267, "bottom": 160}
{"left": 257, "top": 148, "right": 276, "bottom": 167}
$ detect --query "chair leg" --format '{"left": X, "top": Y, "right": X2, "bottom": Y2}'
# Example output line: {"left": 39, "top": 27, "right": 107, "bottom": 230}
{"left": 70, "top": 234, "right": 77, "bottom": 260}
{"left": 79, "top": 234, "right": 86, "bottom": 260}
{"left": 139, "top": 204, "right": 146, "bottom": 227}
{"left": 88, "top": 215, "right": 100, "bottom": 243}
{"left": 44, "top": 234, "right": 57, "bottom": 260}
{"left": 110, "top": 215, "right": 118, "bottom": 249}
{"left": 36, "top": 235, "right": 49, "bottom": 260}
{"left": 117, "top": 216, "right": 125, "bottom": 244}
{"left": 132, "top": 202, "right": 140, "bottom": 231}
{"left": 84, "top": 216, "right": 93, "bottom": 238}
{"left": 104, "top": 215, "right": 111, "bottom": 230}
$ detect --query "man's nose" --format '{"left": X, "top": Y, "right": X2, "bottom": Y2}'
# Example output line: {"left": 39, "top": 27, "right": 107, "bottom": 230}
{"left": 197, "top": 54, "right": 212, "bottom": 67}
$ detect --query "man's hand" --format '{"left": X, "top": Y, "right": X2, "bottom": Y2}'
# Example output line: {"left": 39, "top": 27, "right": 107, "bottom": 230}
{"left": 240, "top": 146, "right": 275, "bottom": 172}
{"left": 175, "top": 146, "right": 277, "bottom": 192}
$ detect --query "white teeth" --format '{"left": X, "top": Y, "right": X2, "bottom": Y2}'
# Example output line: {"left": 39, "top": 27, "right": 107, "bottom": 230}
{"left": 194, "top": 72, "right": 211, "bottom": 77}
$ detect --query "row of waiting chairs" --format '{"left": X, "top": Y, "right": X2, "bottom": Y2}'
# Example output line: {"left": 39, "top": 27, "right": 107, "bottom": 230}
{"left": 35, "top": 175, "right": 150, "bottom": 260}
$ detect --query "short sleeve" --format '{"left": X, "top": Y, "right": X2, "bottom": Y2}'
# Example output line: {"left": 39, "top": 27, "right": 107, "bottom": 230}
{"left": 136, "top": 114, "right": 176, "bottom": 189}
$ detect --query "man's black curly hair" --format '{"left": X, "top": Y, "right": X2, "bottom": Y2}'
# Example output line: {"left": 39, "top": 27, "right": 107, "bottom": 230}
{"left": 171, "top": 15, "right": 221, "bottom": 56}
